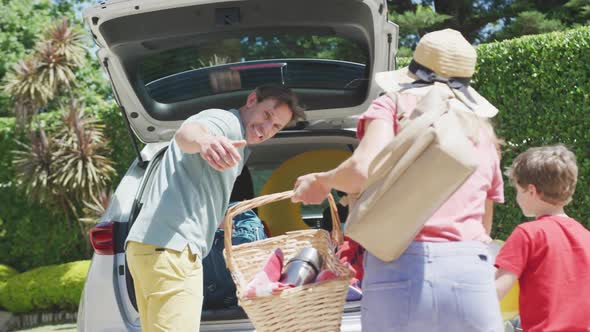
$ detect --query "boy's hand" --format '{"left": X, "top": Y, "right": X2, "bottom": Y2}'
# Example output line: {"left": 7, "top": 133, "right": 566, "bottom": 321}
{"left": 495, "top": 268, "right": 518, "bottom": 300}
{"left": 200, "top": 136, "right": 247, "bottom": 171}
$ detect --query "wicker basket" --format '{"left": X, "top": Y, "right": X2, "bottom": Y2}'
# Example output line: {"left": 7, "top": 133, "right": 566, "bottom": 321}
{"left": 223, "top": 190, "right": 354, "bottom": 332}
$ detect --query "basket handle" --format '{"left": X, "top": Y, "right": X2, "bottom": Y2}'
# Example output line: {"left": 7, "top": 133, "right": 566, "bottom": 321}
{"left": 223, "top": 190, "right": 343, "bottom": 272}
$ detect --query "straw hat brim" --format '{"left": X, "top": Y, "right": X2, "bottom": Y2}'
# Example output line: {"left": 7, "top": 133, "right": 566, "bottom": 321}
{"left": 375, "top": 67, "right": 499, "bottom": 118}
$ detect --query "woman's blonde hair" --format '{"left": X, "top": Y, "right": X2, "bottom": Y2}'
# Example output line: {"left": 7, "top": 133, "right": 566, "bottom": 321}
{"left": 454, "top": 108, "right": 499, "bottom": 147}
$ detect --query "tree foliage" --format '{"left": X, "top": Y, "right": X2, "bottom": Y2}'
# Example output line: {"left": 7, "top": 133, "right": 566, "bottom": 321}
{"left": 492, "top": 10, "right": 566, "bottom": 41}
{"left": 1, "top": 2, "right": 117, "bottom": 262}
{"left": 3, "top": 18, "right": 86, "bottom": 128}
{"left": 388, "top": 0, "right": 515, "bottom": 45}
{"left": 390, "top": 5, "right": 451, "bottom": 56}
{"left": 387, "top": 0, "right": 590, "bottom": 50}
{"left": 563, "top": 0, "right": 590, "bottom": 24}
{"left": 0, "top": 0, "right": 78, "bottom": 116}
{"left": 5, "top": 15, "right": 115, "bottom": 207}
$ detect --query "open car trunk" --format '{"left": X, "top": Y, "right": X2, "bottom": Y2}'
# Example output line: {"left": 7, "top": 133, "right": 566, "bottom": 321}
{"left": 84, "top": 0, "right": 397, "bottom": 143}
{"left": 120, "top": 129, "right": 360, "bottom": 329}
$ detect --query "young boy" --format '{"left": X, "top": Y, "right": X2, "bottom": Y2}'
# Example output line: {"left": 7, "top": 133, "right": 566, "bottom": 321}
{"left": 495, "top": 144, "right": 590, "bottom": 332}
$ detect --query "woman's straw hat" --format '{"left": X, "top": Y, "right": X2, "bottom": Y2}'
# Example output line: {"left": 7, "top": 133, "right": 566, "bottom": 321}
{"left": 375, "top": 29, "right": 498, "bottom": 118}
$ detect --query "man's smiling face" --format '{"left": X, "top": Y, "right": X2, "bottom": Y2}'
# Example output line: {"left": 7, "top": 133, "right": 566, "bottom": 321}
{"left": 240, "top": 93, "right": 293, "bottom": 144}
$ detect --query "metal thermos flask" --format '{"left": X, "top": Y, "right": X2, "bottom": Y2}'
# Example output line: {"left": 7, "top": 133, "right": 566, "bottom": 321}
{"left": 279, "top": 247, "right": 323, "bottom": 286}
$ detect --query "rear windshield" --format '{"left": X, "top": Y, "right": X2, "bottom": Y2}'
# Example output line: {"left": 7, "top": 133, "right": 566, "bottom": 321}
{"left": 140, "top": 32, "right": 369, "bottom": 106}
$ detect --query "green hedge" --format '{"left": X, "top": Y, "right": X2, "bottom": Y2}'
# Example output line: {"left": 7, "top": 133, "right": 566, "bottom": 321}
{"left": 0, "top": 264, "right": 18, "bottom": 282}
{"left": 0, "top": 264, "right": 18, "bottom": 310}
{"left": 0, "top": 260, "right": 90, "bottom": 313}
{"left": 0, "top": 282, "right": 5, "bottom": 310}
{"left": 474, "top": 27, "right": 590, "bottom": 239}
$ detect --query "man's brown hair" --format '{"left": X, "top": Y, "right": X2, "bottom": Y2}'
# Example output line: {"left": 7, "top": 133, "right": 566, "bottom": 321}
{"left": 506, "top": 144, "right": 578, "bottom": 205}
{"left": 254, "top": 84, "right": 306, "bottom": 125}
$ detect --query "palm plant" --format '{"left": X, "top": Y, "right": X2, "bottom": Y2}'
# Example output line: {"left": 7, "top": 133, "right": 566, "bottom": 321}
{"left": 53, "top": 101, "right": 116, "bottom": 206}
{"left": 2, "top": 18, "right": 85, "bottom": 129}
{"left": 37, "top": 18, "right": 86, "bottom": 94}
{"left": 79, "top": 189, "right": 112, "bottom": 235}
{"left": 12, "top": 125, "right": 80, "bottom": 230}
{"left": 46, "top": 18, "right": 86, "bottom": 68}
{"left": 3, "top": 58, "right": 53, "bottom": 128}
{"left": 8, "top": 17, "right": 114, "bottom": 252}
{"left": 36, "top": 41, "right": 76, "bottom": 95}
{"left": 12, "top": 127, "right": 56, "bottom": 204}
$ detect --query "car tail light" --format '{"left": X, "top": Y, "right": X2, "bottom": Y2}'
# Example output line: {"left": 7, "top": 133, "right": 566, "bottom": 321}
{"left": 89, "top": 222, "right": 114, "bottom": 255}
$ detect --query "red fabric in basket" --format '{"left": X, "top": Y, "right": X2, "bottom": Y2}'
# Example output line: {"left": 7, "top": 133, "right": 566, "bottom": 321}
{"left": 245, "top": 248, "right": 295, "bottom": 298}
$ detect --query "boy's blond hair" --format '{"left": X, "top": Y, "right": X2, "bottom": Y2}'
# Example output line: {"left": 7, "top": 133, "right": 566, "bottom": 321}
{"left": 506, "top": 144, "right": 578, "bottom": 205}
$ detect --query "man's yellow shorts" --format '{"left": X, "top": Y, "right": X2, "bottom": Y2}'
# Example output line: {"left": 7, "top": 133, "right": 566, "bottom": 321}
{"left": 126, "top": 241, "right": 203, "bottom": 332}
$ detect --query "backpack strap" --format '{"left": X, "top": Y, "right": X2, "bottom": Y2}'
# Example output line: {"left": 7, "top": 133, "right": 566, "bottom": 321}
{"left": 385, "top": 91, "right": 408, "bottom": 122}
{"left": 364, "top": 83, "right": 453, "bottom": 190}
{"left": 385, "top": 91, "right": 414, "bottom": 135}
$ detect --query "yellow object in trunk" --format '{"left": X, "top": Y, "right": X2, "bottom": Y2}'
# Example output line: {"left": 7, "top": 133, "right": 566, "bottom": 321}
{"left": 259, "top": 149, "right": 352, "bottom": 236}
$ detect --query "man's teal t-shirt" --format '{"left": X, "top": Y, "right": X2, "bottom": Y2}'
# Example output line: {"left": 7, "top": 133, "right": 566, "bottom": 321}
{"left": 126, "top": 108, "right": 248, "bottom": 258}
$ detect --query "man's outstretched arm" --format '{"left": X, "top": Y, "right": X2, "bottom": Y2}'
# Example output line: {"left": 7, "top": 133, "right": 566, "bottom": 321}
{"left": 175, "top": 122, "right": 246, "bottom": 171}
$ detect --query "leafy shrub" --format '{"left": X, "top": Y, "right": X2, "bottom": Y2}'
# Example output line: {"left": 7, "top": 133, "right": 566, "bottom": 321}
{"left": 0, "top": 118, "right": 90, "bottom": 269}
{"left": 0, "top": 195, "right": 90, "bottom": 271}
{"left": 474, "top": 27, "right": 590, "bottom": 239}
{"left": 0, "top": 282, "right": 5, "bottom": 310}
{"left": 0, "top": 264, "right": 18, "bottom": 282}
{"left": 396, "top": 56, "right": 411, "bottom": 68}
{"left": 0, "top": 105, "right": 134, "bottom": 271}
{"left": 0, "top": 264, "right": 18, "bottom": 310}
{"left": 0, "top": 260, "right": 90, "bottom": 313}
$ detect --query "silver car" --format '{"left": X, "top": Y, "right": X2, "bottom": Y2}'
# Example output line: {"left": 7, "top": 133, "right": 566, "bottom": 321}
{"left": 79, "top": 0, "right": 397, "bottom": 330}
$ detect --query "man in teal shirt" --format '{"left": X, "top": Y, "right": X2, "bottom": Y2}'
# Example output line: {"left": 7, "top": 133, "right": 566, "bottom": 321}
{"left": 126, "top": 85, "right": 304, "bottom": 332}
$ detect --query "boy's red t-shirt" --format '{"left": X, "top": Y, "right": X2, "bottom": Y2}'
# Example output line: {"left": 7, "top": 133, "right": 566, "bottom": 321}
{"left": 495, "top": 215, "right": 590, "bottom": 332}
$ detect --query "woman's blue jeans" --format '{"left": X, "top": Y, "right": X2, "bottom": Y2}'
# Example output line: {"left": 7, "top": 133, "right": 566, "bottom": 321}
{"left": 361, "top": 241, "right": 503, "bottom": 332}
